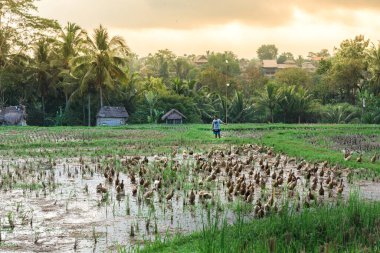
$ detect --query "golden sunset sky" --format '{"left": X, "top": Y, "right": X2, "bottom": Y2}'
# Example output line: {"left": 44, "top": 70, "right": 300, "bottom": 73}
{"left": 36, "top": 0, "right": 380, "bottom": 58}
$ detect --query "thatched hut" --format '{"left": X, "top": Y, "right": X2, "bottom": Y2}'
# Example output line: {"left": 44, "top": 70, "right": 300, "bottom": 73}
{"left": 161, "top": 109, "right": 186, "bottom": 124}
{"left": 0, "top": 105, "right": 27, "bottom": 126}
{"left": 96, "top": 106, "right": 129, "bottom": 126}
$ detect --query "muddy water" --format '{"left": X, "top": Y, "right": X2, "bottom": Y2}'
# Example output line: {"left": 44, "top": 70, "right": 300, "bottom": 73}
{"left": 0, "top": 157, "right": 234, "bottom": 252}
{"left": 0, "top": 151, "right": 380, "bottom": 253}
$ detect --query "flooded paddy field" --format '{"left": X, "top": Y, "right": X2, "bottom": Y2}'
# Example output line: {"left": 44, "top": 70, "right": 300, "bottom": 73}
{"left": 1, "top": 144, "right": 380, "bottom": 252}
{"left": 1, "top": 125, "right": 380, "bottom": 252}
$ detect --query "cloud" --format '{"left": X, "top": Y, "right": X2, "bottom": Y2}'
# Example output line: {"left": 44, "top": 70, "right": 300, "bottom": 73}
{"left": 36, "top": 0, "right": 380, "bottom": 30}
{"left": 37, "top": 0, "right": 295, "bottom": 29}
{"left": 35, "top": 0, "right": 380, "bottom": 58}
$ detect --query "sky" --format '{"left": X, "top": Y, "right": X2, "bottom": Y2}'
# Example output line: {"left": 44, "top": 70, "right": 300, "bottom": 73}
{"left": 36, "top": 0, "right": 380, "bottom": 59}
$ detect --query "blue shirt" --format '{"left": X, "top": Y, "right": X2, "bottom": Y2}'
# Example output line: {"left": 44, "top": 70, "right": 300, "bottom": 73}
{"left": 212, "top": 119, "right": 222, "bottom": 130}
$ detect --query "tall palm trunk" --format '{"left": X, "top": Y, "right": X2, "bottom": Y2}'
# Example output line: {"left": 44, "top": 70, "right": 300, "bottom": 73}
{"left": 99, "top": 86, "right": 104, "bottom": 108}
{"left": 270, "top": 108, "right": 274, "bottom": 123}
{"left": 64, "top": 93, "right": 69, "bottom": 112}
{"left": 87, "top": 93, "right": 91, "bottom": 127}
{"left": 42, "top": 96, "right": 45, "bottom": 125}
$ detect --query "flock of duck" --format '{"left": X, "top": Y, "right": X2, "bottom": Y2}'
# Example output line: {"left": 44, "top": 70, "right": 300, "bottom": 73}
{"left": 89, "top": 144, "right": 355, "bottom": 218}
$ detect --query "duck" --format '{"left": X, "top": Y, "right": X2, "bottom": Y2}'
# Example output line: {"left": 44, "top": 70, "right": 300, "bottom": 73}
{"left": 116, "top": 184, "right": 124, "bottom": 194}
{"left": 371, "top": 153, "right": 377, "bottom": 163}
{"left": 115, "top": 175, "right": 120, "bottom": 187}
{"left": 287, "top": 177, "right": 300, "bottom": 191}
{"left": 143, "top": 190, "right": 154, "bottom": 199}
{"left": 166, "top": 189, "right": 174, "bottom": 201}
{"left": 344, "top": 153, "right": 352, "bottom": 161}
{"left": 328, "top": 180, "right": 334, "bottom": 190}
{"left": 337, "top": 179, "right": 344, "bottom": 194}
{"left": 308, "top": 188, "right": 315, "bottom": 200}
{"left": 246, "top": 192, "right": 253, "bottom": 203}
{"left": 189, "top": 190, "right": 195, "bottom": 205}
{"left": 96, "top": 183, "right": 107, "bottom": 193}
{"left": 131, "top": 186, "right": 137, "bottom": 196}
{"left": 319, "top": 182, "right": 324, "bottom": 196}
{"left": 130, "top": 173, "right": 136, "bottom": 184}
{"left": 271, "top": 170, "right": 277, "bottom": 180}
{"left": 107, "top": 174, "right": 113, "bottom": 183}
{"left": 116, "top": 180, "right": 124, "bottom": 194}
{"left": 254, "top": 199, "right": 262, "bottom": 214}
{"left": 356, "top": 154, "right": 362, "bottom": 163}
{"left": 154, "top": 179, "right": 162, "bottom": 190}
{"left": 199, "top": 191, "right": 212, "bottom": 199}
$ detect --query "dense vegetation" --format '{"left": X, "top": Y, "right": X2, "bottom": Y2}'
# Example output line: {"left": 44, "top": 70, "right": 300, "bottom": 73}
{"left": 1, "top": 1, "right": 380, "bottom": 126}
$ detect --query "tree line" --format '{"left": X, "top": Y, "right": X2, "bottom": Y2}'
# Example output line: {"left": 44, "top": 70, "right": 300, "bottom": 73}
{"left": 1, "top": 1, "right": 380, "bottom": 125}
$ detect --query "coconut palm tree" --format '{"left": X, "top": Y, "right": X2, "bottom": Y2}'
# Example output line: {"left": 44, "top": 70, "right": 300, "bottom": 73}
{"left": 54, "top": 22, "right": 87, "bottom": 111}
{"left": 73, "top": 25, "right": 129, "bottom": 108}
{"left": 144, "top": 90, "right": 158, "bottom": 123}
{"left": 277, "top": 85, "right": 297, "bottom": 123}
{"left": 293, "top": 86, "right": 312, "bottom": 123}
{"left": 228, "top": 91, "right": 254, "bottom": 123}
{"left": 28, "top": 39, "right": 57, "bottom": 123}
{"left": 188, "top": 81, "right": 215, "bottom": 120}
{"left": 170, "top": 78, "right": 189, "bottom": 95}
{"left": 257, "top": 82, "right": 279, "bottom": 123}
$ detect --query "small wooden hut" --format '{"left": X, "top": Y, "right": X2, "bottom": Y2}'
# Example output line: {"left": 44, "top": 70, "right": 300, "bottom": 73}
{"left": 96, "top": 106, "right": 129, "bottom": 126}
{"left": 161, "top": 109, "right": 186, "bottom": 124}
{"left": 0, "top": 105, "right": 27, "bottom": 126}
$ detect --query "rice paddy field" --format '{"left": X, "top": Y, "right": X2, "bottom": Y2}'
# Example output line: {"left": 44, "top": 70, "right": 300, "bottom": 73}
{"left": 0, "top": 124, "right": 380, "bottom": 253}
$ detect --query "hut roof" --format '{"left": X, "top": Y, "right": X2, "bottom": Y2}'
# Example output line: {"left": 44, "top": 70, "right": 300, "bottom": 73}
{"left": 262, "top": 60, "right": 278, "bottom": 68}
{"left": 194, "top": 55, "right": 208, "bottom": 64}
{"left": 97, "top": 106, "right": 129, "bottom": 118}
{"left": 0, "top": 106, "right": 24, "bottom": 115}
{"left": 0, "top": 106, "right": 26, "bottom": 125}
{"left": 161, "top": 109, "right": 186, "bottom": 120}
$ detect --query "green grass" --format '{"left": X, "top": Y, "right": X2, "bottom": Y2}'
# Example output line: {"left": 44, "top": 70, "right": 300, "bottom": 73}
{"left": 0, "top": 123, "right": 379, "bottom": 170}
{"left": 132, "top": 194, "right": 380, "bottom": 253}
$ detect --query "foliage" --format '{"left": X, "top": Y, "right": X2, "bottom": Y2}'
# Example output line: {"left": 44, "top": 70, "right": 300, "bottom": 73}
{"left": 277, "top": 52, "right": 294, "bottom": 64}
{"left": 275, "top": 68, "right": 311, "bottom": 88}
{"left": 256, "top": 44, "right": 278, "bottom": 60}
{"left": 320, "top": 103, "right": 360, "bottom": 124}
{"left": 0, "top": 1, "right": 379, "bottom": 126}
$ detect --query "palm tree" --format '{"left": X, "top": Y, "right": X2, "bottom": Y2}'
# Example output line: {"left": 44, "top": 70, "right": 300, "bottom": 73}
{"left": 257, "top": 82, "right": 278, "bottom": 123}
{"left": 277, "top": 85, "right": 297, "bottom": 123}
{"left": 323, "top": 103, "right": 360, "bottom": 123}
{"left": 188, "top": 81, "right": 215, "bottom": 120}
{"left": 229, "top": 91, "right": 254, "bottom": 123}
{"left": 293, "top": 87, "right": 312, "bottom": 123}
{"left": 144, "top": 90, "right": 158, "bottom": 123}
{"left": 55, "top": 23, "right": 87, "bottom": 111}
{"left": 73, "top": 25, "right": 129, "bottom": 108}
{"left": 28, "top": 39, "right": 57, "bottom": 123}
{"left": 170, "top": 78, "right": 189, "bottom": 95}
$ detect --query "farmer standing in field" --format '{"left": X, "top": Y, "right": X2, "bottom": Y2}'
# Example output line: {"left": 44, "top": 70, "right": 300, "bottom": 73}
{"left": 211, "top": 115, "right": 224, "bottom": 138}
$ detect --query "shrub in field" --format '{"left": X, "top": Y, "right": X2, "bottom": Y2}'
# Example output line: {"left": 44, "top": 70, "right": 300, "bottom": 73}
{"left": 320, "top": 103, "right": 360, "bottom": 123}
